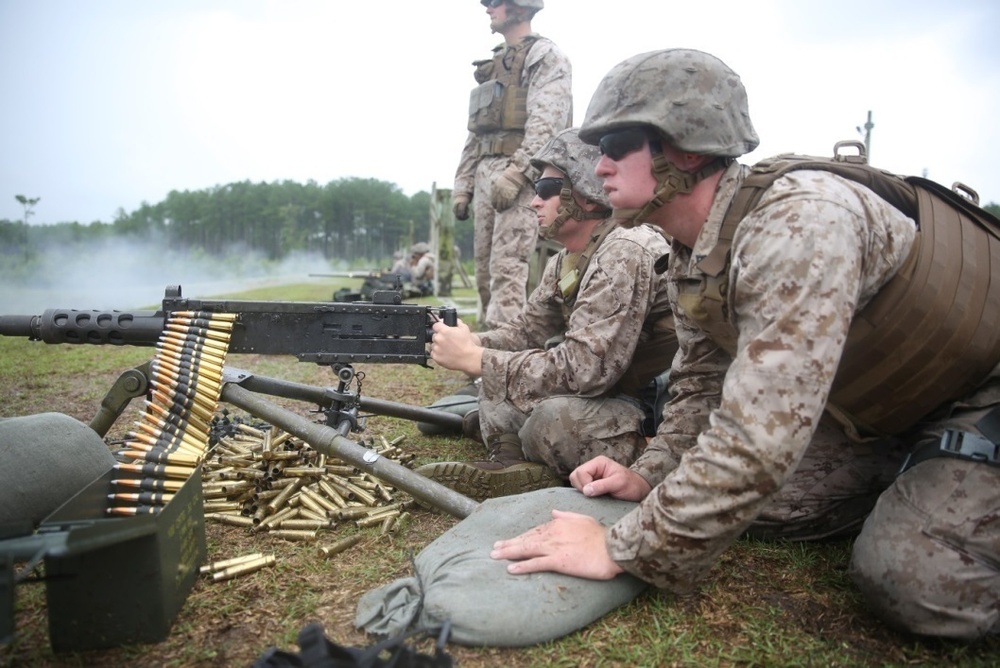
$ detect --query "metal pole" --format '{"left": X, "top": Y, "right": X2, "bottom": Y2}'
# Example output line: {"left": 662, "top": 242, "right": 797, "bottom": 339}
{"left": 232, "top": 372, "right": 467, "bottom": 431}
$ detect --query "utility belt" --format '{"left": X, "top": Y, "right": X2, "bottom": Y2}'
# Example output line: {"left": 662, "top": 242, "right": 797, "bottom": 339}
{"left": 475, "top": 133, "right": 524, "bottom": 158}
{"left": 898, "top": 406, "right": 1000, "bottom": 474}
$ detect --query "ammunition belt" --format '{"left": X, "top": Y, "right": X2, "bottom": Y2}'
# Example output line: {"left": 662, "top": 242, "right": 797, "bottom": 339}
{"left": 107, "top": 311, "right": 235, "bottom": 515}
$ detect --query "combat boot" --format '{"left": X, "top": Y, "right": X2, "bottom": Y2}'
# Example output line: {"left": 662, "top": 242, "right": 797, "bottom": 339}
{"left": 414, "top": 433, "right": 562, "bottom": 502}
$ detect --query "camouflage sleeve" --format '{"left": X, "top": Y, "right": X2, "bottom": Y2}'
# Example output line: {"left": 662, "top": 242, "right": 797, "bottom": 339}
{"left": 478, "top": 252, "right": 565, "bottom": 352}
{"left": 481, "top": 228, "right": 668, "bottom": 413}
{"left": 453, "top": 131, "right": 479, "bottom": 197}
{"left": 507, "top": 37, "right": 572, "bottom": 178}
{"left": 607, "top": 173, "right": 916, "bottom": 593}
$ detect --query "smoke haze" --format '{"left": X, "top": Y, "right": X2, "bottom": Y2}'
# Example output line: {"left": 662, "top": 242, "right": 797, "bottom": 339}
{"left": 2, "top": 236, "right": 340, "bottom": 314}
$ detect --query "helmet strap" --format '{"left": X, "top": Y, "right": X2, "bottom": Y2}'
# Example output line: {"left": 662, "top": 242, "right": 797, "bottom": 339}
{"left": 542, "top": 185, "right": 608, "bottom": 240}
{"left": 614, "top": 152, "right": 729, "bottom": 227}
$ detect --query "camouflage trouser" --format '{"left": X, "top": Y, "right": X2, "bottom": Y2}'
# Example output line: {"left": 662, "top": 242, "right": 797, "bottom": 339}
{"left": 479, "top": 394, "right": 647, "bottom": 478}
{"left": 850, "top": 405, "right": 1000, "bottom": 640}
{"left": 472, "top": 155, "right": 539, "bottom": 330}
{"left": 745, "top": 404, "right": 999, "bottom": 640}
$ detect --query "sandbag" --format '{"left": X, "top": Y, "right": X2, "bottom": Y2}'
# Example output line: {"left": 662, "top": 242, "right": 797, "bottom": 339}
{"left": 355, "top": 487, "right": 647, "bottom": 647}
{"left": 0, "top": 412, "right": 116, "bottom": 527}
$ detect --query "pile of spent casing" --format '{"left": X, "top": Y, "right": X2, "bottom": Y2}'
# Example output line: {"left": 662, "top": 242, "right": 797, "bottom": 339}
{"left": 201, "top": 412, "right": 415, "bottom": 571}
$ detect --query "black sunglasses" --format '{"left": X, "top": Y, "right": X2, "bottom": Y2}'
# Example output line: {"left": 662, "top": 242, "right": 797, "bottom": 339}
{"left": 534, "top": 177, "right": 565, "bottom": 200}
{"left": 481, "top": 0, "right": 506, "bottom": 7}
{"left": 598, "top": 128, "right": 655, "bottom": 161}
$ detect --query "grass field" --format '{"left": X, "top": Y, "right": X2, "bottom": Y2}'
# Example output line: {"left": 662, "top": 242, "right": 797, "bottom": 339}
{"left": 1, "top": 282, "right": 997, "bottom": 667}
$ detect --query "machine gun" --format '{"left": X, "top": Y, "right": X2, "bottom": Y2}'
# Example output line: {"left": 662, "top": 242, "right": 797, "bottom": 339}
{"left": 0, "top": 285, "right": 482, "bottom": 651}
{"left": 309, "top": 270, "right": 427, "bottom": 302}
{"left": 0, "top": 285, "right": 477, "bottom": 514}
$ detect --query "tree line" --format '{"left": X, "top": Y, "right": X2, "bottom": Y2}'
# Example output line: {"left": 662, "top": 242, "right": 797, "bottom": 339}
{"left": 1, "top": 178, "right": 475, "bottom": 271}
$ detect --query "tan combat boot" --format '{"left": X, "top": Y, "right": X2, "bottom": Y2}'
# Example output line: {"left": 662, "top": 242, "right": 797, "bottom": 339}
{"left": 414, "top": 433, "right": 562, "bottom": 502}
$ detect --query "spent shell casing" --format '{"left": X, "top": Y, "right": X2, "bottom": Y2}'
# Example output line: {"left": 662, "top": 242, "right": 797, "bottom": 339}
{"left": 265, "top": 478, "right": 303, "bottom": 514}
{"left": 281, "top": 466, "right": 326, "bottom": 478}
{"left": 299, "top": 487, "right": 337, "bottom": 513}
{"left": 268, "top": 529, "right": 317, "bottom": 542}
{"left": 335, "top": 505, "right": 388, "bottom": 521}
{"left": 205, "top": 512, "right": 255, "bottom": 528}
{"left": 355, "top": 509, "right": 400, "bottom": 528}
{"left": 200, "top": 551, "right": 264, "bottom": 575}
{"left": 203, "top": 500, "right": 243, "bottom": 513}
{"left": 212, "top": 554, "right": 276, "bottom": 582}
{"left": 317, "top": 534, "right": 364, "bottom": 559}
{"left": 343, "top": 482, "right": 377, "bottom": 507}
{"left": 296, "top": 492, "right": 326, "bottom": 516}
{"left": 297, "top": 507, "right": 328, "bottom": 523}
{"left": 255, "top": 506, "right": 298, "bottom": 531}
{"left": 278, "top": 519, "right": 332, "bottom": 531}
{"left": 316, "top": 479, "right": 348, "bottom": 508}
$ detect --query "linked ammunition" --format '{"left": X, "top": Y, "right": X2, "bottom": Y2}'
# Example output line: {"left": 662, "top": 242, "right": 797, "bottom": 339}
{"left": 111, "top": 477, "right": 185, "bottom": 493}
{"left": 172, "top": 310, "right": 237, "bottom": 322}
{"left": 113, "top": 462, "right": 194, "bottom": 480}
{"left": 106, "top": 505, "right": 160, "bottom": 516}
{"left": 108, "top": 491, "right": 175, "bottom": 505}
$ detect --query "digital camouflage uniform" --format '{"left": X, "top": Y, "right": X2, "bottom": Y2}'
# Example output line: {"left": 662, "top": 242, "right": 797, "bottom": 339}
{"left": 579, "top": 48, "right": 1000, "bottom": 640}
{"left": 606, "top": 163, "right": 1000, "bottom": 640}
{"left": 453, "top": 35, "right": 572, "bottom": 329}
{"left": 477, "top": 223, "right": 674, "bottom": 476}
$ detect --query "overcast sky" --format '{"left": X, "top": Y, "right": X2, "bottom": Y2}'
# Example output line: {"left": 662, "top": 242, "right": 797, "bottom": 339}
{"left": 1, "top": 0, "right": 998, "bottom": 226}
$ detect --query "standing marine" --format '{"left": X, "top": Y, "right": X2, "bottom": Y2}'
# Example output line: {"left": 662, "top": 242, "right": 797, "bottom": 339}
{"left": 451, "top": 0, "right": 572, "bottom": 329}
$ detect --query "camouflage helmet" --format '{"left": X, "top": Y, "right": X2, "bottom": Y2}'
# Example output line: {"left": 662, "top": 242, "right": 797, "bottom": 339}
{"left": 410, "top": 242, "right": 431, "bottom": 255}
{"left": 530, "top": 128, "right": 610, "bottom": 209}
{"left": 480, "top": 0, "right": 543, "bottom": 8}
{"left": 579, "top": 49, "right": 758, "bottom": 157}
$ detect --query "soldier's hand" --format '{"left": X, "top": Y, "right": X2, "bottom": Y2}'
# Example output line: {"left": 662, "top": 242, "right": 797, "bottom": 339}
{"left": 430, "top": 319, "right": 484, "bottom": 376}
{"left": 570, "top": 456, "right": 651, "bottom": 501}
{"left": 490, "top": 510, "right": 624, "bottom": 580}
{"left": 490, "top": 167, "right": 528, "bottom": 211}
{"left": 452, "top": 193, "right": 471, "bottom": 221}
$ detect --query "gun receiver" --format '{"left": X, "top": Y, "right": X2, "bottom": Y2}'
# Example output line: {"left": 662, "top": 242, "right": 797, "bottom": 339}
{"left": 0, "top": 285, "right": 457, "bottom": 366}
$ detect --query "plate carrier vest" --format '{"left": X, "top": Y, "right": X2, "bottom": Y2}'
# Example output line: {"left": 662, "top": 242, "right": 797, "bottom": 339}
{"left": 682, "top": 141, "right": 1000, "bottom": 437}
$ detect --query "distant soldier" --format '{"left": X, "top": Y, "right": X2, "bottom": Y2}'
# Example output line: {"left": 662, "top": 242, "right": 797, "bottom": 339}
{"left": 421, "top": 129, "right": 675, "bottom": 501}
{"left": 451, "top": 0, "right": 572, "bottom": 329}
{"left": 409, "top": 242, "right": 435, "bottom": 296}
{"left": 389, "top": 250, "right": 411, "bottom": 281}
